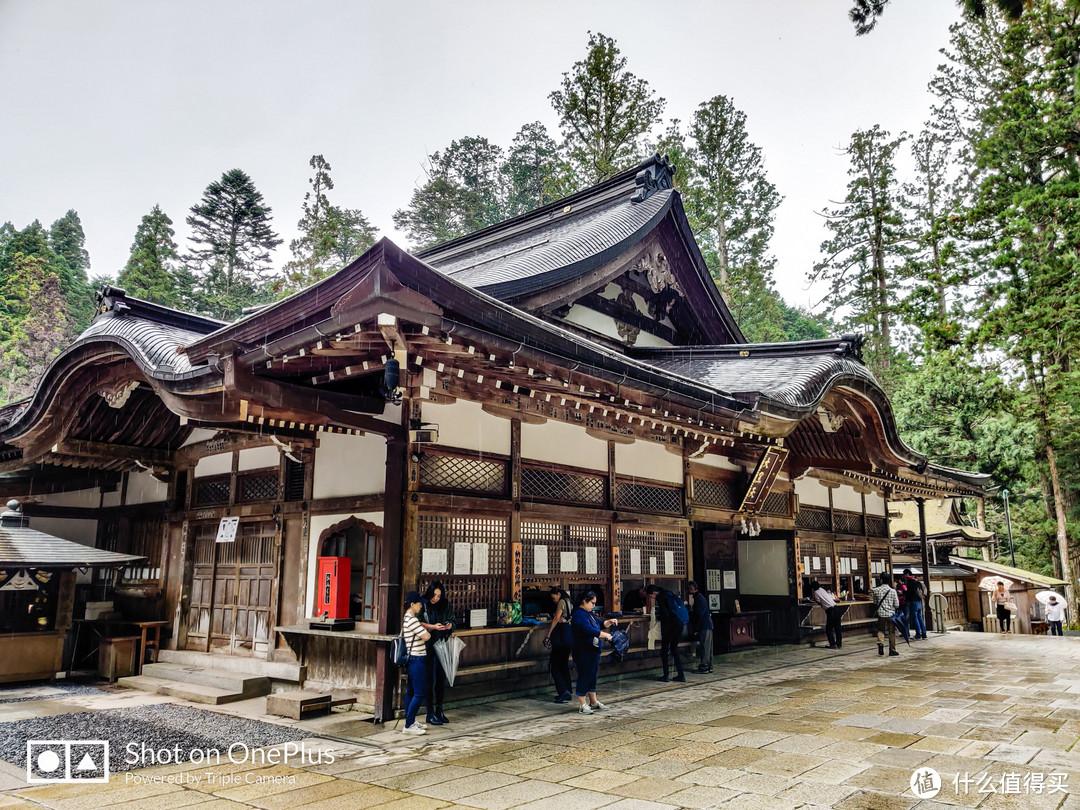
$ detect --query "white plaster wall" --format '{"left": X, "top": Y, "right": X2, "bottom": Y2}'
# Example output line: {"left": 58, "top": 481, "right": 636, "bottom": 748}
{"left": 694, "top": 452, "right": 742, "bottom": 473}
{"left": 126, "top": 471, "right": 168, "bottom": 505}
{"left": 101, "top": 489, "right": 122, "bottom": 508}
{"left": 180, "top": 428, "right": 219, "bottom": 448}
{"left": 37, "top": 488, "right": 100, "bottom": 508}
{"left": 305, "top": 511, "right": 383, "bottom": 619}
{"left": 423, "top": 399, "right": 510, "bottom": 456}
{"left": 29, "top": 517, "right": 98, "bottom": 547}
{"left": 794, "top": 476, "right": 831, "bottom": 508}
{"left": 865, "top": 491, "right": 887, "bottom": 516}
{"left": 832, "top": 484, "right": 864, "bottom": 512}
{"left": 520, "top": 419, "right": 607, "bottom": 471}
{"left": 313, "top": 432, "right": 386, "bottom": 500}
{"left": 615, "top": 440, "right": 682, "bottom": 483}
{"left": 194, "top": 452, "right": 232, "bottom": 478}
{"left": 238, "top": 445, "right": 280, "bottom": 472}
{"left": 563, "top": 305, "right": 674, "bottom": 348}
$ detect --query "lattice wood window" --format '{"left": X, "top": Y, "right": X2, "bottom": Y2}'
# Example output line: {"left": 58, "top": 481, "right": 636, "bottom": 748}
{"left": 617, "top": 528, "right": 687, "bottom": 578}
{"left": 521, "top": 465, "right": 606, "bottom": 506}
{"left": 865, "top": 515, "right": 888, "bottom": 537}
{"left": 121, "top": 516, "right": 165, "bottom": 583}
{"left": 521, "top": 521, "right": 610, "bottom": 578}
{"left": 416, "top": 514, "right": 509, "bottom": 625}
{"left": 800, "top": 539, "right": 834, "bottom": 577}
{"left": 284, "top": 459, "right": 306, "bottom": 501}
{"left": 834, "top": 510, "right": 864, "bottom": 536}
{"left": 418, "top": 452, "right": 507, "bottom": 495}
{"left": 795, "top": 505, "right": 830, "bottom": 531}
{"left": 761, "top": 490, "right": 791, "bottom": 516}
{"left": 691, "top": 477, "right": 738, "bottom": 509}
{"left": 195, "top": 475, "right": 230, "bottom": 506}
{"left": 615, "top": 479, "right": 683, "bottom": 515}
{"left": 238, "top": 470, "right": 279, "bottom": 503}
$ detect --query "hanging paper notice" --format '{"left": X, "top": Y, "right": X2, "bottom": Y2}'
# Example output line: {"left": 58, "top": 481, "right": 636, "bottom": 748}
{"left": 707, "top": 569, "right": 723, "bottom": 592}
{"left": 851, "top": 558, "right": 859, "bottom": 570}
{"left": 803, "top": 556, "right": 811, "bottom": 573}
{"left": 629, "top": 548, "right": 642, "bottom": 575}
{"left": 649, "top": 556, "right": 657, "bottom": 575}
{"left": 421, "top": 548, "right": 448, "bottom": 574}
{"left": 472, "top": 542, "right": 490, "bottom": 576}
{"left": 453, "top": 542, "right": 471, "bottom": 575}
{"left": 664, "top": 551, "right": 675, "bottom": 575}
{"left": 470, "top": 608, "right": 487, "bottom": 628}
{"left": 560, "top": 552, "right": 579, "bottom": 573}
{"left": 584, "top": 547, "right": 598, "bottom": 575}
{"left": 812, "top": 556, "right": 821, "bottom": 571}
{"left": 534, "top": 544, "right": 549, "bottom": 575}
{"left": 825, "top": 557, "right": 832, "bottom": 575}
{"left": 723, "top": 570, "right": 737, "bottom": 590}
{"left": 216, "top": 517, "right": 239, "bottom": 544}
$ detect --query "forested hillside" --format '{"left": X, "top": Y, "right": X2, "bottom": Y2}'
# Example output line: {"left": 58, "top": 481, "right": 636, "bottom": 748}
{"left": 3, "top": 4, "right": 1077, "bottom": 582}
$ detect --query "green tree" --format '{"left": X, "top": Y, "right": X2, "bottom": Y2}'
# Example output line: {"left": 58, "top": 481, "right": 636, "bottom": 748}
{"left": 48, "top": 210, "right": 93, "bottom": 329}
{"left": 848, "top": 0, "right": 1026, "bottom": 35}
{"left": 324, "top": 206, "right": 378, "bottom": 268}
{"left": 549, "top": 31, "right": 665, "bottom": 183}
{"left": 118, "top": 205, "right": 182, "bottom": 306}
{"left": 503, "top": 122, "right": 564, "bottom": 216}
{"left": 812, "top": 125, "right": 909, "bottom": 380}
{"left": 283, "top": 155, "right": 339, "bottom": 291}
{"left": 0, "top": 253, "right": 75, "bottom": 403}
{"left": 185, "top": 168, "right": 282, "bottom": 320}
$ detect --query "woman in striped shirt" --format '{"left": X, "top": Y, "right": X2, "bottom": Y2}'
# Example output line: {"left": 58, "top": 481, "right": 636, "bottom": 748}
{"left": 402, "top": 591, "right": 431, "bottom": 734}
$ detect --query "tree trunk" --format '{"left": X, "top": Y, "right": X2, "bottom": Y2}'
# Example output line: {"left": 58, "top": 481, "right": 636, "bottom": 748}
{"left": 1043, "top": 441, "right": 1076, "bottom": 615}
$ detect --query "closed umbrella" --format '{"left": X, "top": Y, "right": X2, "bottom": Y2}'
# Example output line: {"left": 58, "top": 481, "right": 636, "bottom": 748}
{"left": 433, "top": 636, "right": 466, "bottom": 687}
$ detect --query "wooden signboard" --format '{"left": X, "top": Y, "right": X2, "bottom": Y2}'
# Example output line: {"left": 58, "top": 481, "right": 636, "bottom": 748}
{"left": 738, "top": 446, "right": 789, "bottom": 514}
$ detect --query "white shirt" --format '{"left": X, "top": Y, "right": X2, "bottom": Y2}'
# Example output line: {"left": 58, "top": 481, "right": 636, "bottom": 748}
{"left": 811, "top": 588, "right": 837, "bottom": 609}
{"left": 1047, "top": 602, "right": 1066, "bottom": 623}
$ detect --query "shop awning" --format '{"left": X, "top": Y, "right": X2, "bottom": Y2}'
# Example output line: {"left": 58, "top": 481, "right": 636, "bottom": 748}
{"left": 0, "top": 501, "right": 144, "bottom": 569}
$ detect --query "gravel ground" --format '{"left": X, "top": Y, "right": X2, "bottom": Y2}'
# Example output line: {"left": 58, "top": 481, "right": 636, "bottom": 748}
{"left": 3, "top": 703, "right": 315, "bottom": 774}
{"left": 0, "top": 682, "right": 110, "bottom": 704}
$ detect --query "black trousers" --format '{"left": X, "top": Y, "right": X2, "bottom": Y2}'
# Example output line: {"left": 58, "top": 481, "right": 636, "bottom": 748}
{"left": 825, "top": 606, "right": 843, "bottom": 648}
{"left": 660, "top": 625, "right": 684, "bottom": 677}
{"left": 425, "top": 649, "right": 448, "bottom": 712}
{"left": 1050, "top": 621, "right": 1063, "bottom": 636}
{"left": 550, "top": 645, "right": 572, "bottom": 696}
{"left": 997, "top": 605, "right": 1011, "bottom": 632}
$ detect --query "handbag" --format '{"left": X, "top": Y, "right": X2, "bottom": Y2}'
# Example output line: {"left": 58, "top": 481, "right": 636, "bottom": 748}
{"left": 390, "top": 622, "right": 409, "bottom": 667}
{"left": 552, "top": 621, "right": 573, "bottom": 649}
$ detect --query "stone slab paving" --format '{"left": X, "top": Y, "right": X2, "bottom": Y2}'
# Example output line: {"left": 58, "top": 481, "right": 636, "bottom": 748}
{"left": 6, "top": 633, "right": 1080, "bottom": 808}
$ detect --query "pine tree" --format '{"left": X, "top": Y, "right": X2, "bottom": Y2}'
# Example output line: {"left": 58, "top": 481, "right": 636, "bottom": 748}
{"left": 812, "top": 125, "right": 909, "bottom": 379}
{"left": 325, "top": 206, "right": 377, "bottom": 268}
{"left": 549, "top": 32, "right": 665, "bottom": 183}
{"left": 283, "top": 155, "right": 338, "bottom": 291}
{"left": 503, "top": 122, "right": 563, "bottom": 216}
{"left": 185, "top": 169, "right": 282, "bottom": 320}
{"left": 118, "top": 205, "right": 181, "bottom": 306}
{"left": 49, "top": 210, "right": 93, "bottom": 331}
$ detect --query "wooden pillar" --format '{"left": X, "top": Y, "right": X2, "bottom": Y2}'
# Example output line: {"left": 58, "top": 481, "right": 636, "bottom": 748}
{"left": 510, "top": 419, "right": 521, "bottom": 602}
{"left": 374, "top": 422, "right": 408, "bottom": 724}
{"left": 916, "top": 497, "right": 932, "bottom": 632}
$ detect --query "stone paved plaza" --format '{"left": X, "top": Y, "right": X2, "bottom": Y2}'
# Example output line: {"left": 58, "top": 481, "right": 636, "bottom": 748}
{"left": 6, "top": 632, "right": 1080, "bottom": 810}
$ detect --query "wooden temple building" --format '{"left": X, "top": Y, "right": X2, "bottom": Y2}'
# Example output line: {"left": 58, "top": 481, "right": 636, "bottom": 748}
{"left": 0, "top": 156, "right": 987, "bottom": 716}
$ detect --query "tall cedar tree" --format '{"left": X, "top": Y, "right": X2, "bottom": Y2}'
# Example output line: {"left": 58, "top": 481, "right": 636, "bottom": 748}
{"left": 119, "top": 205, "right": 181, "bottom": 306}
{"left": 503, "top": 122, "right": 564, "bottom": 217}
{"left": 0, "top": 253, "right": 75, "bottom": 403}
{"left": 682, "top": 96, "right": 786, "bottom": 342}
{"left": 185, "top": 169, "right": 282, "bottom": 320}
{"left": 549, "top": 32, "right": 665, "bottom": 183}
{"left": 812, "top": 125, "right": 908, "bottom": 381}
{"left": 48, "top": 210, "right": 93, "bottom": 330}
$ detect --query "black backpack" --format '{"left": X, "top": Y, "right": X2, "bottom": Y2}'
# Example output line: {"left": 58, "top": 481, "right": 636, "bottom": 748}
{"left": 662, "top": 590, "right": 690, "bottom": 625}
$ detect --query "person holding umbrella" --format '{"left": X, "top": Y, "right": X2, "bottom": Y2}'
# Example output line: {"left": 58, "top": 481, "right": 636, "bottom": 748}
{"left": 420, "top": 581, "right": 455, "bottom": 726}
{"left": 993, "top": 580, "right": 1013, "bottom": 633}
{"left": 1036, "top": 590, "right": 1067, "bottom": 636}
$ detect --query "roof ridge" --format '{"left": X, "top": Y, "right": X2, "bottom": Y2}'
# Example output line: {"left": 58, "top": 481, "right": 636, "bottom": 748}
{"left": 93, "top": 286, "right": 227, "bottom": 334}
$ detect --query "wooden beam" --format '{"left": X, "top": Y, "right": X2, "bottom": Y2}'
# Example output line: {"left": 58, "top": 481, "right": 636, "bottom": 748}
{"left": 52, "top": 439, "right": 173, "bottom": 467}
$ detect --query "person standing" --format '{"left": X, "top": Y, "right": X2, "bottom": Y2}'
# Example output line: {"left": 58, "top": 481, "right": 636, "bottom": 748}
{"left": 871, "top": 575, "right": 899, "bottom": 657}
{"left": 687, "top": 581, "right": 714, "bottom": 673}
{"left": 993, "top": 581, "right": 1013, "bottom": 633}
{"left": 1047, "top": 595, "right": 1066, "bottom": 636}
{"left": 903, "top": 569, "right": 927, "bottom": 639}
{"left": 646, "top": 584, "right": 687, "bottom": 682}
{"left": 419, "top": 581, "right": 455, "bottom": 725}
{"left": 571, "top": 590, "right": 616, "bottom": 714}
{"left": 543, "top": 586, "right": 574, "bottom": 703}
{"left": 401, "top": 591, "right": 430, "bottom": 734}
{"left": 810, "top": 581, "right": 843, "bottom": 649}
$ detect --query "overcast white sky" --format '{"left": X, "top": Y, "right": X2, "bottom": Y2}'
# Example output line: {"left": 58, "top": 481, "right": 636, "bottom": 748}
{"left": 0, "top": 0, "right": 961, "bottom": 313}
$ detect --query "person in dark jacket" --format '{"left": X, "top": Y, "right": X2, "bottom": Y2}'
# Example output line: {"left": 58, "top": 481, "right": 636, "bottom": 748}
{"left": 419, "top": 581, "right": 455, "bottom": 725}
{"left": 687, "top": 581, "right": 713, "bottom": 674}
{"left": 571, "top": 590, "right": 617, "bottom": 714}
{"left": 902, "top": 569, "right": 927, "bottom": 639}
{"left": 543, "top": 586, "right": 574, "bottom": 703}
{"left": 646, "top": 584, "right": 686, "bottom": 682}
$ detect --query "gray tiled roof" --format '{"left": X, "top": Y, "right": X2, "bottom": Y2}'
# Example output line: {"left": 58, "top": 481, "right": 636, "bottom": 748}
{"left": 425, "top": 190, "right": 673, "bottom": 297}
{"left": 78, "top": 313, "right": 206, "bottom": 375}
{"left": 0, "top": 524, "right": 145, "bottom": 568}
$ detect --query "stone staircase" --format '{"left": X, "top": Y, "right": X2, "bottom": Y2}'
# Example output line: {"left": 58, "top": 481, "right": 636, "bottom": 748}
{"left": 118, "top": 649, "right": 305, "bottom": 705}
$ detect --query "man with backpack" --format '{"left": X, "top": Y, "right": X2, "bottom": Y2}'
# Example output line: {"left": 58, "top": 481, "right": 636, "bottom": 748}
{"left": 871, "top": 574, "right": 900, "bottom": 657}
{"left": 687, "top": 581, "right": 714, "bottom": 673}
{"left": 903, "top": 569, "right": 927, "bottom": 640}
{"left": 646, "top": 584, "right": 687, "bottom": 682}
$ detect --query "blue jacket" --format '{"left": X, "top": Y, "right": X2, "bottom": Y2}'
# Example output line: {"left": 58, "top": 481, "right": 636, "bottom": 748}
{"left": 571, "top": 606, "right": 602, "bottom": 655}
{"left": 690, "top": 591, "right": 713, "bottom": 632}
